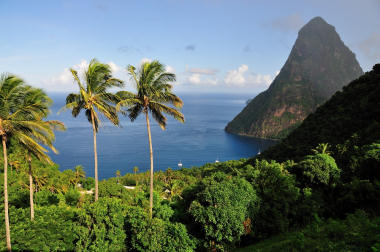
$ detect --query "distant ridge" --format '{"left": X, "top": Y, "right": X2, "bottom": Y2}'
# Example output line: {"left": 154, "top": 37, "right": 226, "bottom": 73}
{"left": 225, "top": 17, "right": 363, "bottom": 139}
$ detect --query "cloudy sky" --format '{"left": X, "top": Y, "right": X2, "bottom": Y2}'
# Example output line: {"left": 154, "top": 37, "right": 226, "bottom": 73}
{"left": 0, "top": 0, "right": 379, "bottom": 94}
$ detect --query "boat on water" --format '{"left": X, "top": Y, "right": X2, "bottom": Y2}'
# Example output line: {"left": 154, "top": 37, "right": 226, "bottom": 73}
{"left": 178, "top": 161, "right": 183, "bottom": 168}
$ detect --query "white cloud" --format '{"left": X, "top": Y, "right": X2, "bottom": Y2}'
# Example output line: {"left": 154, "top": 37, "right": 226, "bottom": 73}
{"left": 183, "top": 67, "right": 219, "bottom": 86}
{"left": 140, "top": 57, "right": 152, "bottom": 64}
{"left": 44, "top": 59, "right": 89, "bottom": 91}
{"left": 224, "top": 64, "right": 273, "bottom": 88}
{"left": 188, "top": 74, "right": 201, "bottom": 84}
{"left": 224, "top": 64, "right": 249, "bottom": 86}
{"left": 186, "top": 73, "right": 218, "bottom": 86}
{"left": 166, "top": 65, "right": 175, "bottom": 73}
{"left": 108, "top": 61, "right": 121, "bottom": 73}
{"left": 181, "top": 64, "right": 274, "bottom": 90}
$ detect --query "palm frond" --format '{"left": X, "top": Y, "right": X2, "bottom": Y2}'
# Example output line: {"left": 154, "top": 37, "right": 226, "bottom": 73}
{"left": 149, "top": 101, "right": 185, "bottom": 123}
{"left": 128, "top": 104, "right": 143, "bottom": 122}
{"left": 149, "top": 107, "right": 167, "bottom": 130}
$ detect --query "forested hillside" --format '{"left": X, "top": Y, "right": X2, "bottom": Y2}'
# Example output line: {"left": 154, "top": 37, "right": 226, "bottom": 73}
{"left": 261, "top": 64, "right": 380, "bottom": 162}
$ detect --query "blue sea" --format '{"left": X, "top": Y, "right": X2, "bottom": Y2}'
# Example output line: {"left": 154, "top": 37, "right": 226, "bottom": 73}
{"left": 47, "top": 93, "right": 276, "bottom": 180}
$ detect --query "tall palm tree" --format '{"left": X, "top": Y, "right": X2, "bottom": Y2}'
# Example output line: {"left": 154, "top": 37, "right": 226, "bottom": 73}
{"left": 64, "top": 59, "right": 123, "bottom": 201}
{"left": 19, "top": 88, "right": 65, "bottom": 221}
{"left": 0, "top": 74, "right": 63, "bottom": 250}
{"left": 117, "top": 60, "right": 184, "bottom": 218}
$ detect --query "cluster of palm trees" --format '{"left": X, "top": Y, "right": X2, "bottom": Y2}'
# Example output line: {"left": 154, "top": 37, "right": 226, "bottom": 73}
{"left": 64, "top": 59, "right": 184, "bottom": 219}
{"left": 0, "top": 59, "right": 184, "bottom": 250}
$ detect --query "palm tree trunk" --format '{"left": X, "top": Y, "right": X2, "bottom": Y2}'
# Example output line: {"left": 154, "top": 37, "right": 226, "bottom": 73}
{"left": 28, "top": 154, "right": 34, "bottom": 221}
{"left": 145, "top": 112, "right": 154, "bottom": 219}
{"left": 2, "top": 135, "right": 11, "bottom": 251}
{"left": 91, "top": 111, "right": 99, "bottom": 201}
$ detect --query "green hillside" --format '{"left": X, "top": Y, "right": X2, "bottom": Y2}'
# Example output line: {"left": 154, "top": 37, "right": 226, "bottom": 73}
{"left": 261, "top": 64, "right": 380, "bottom": 162}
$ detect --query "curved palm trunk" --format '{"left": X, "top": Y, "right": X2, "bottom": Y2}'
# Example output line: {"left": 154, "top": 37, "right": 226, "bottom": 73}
{"left": 2, "top": 136, "right": 11, "bottom": 251}
{"left": 91, "top": 111, "right": 99, "bottom": 201}
{"left": 145, "top": 112, "right": 154, "bottom": 219}
{"left": 27, "top": 154, "right": 34, "bottom": 221}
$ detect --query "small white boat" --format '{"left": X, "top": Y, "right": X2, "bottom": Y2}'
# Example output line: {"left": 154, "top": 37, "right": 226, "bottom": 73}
{"left": 215, "top": 157, "right": 220, "bottom": 163}
{"left": 257, "top": 149, "right": 261, "bottom": 155}
{"left": 178, "top": 161, "right": 183, "bottom": 168}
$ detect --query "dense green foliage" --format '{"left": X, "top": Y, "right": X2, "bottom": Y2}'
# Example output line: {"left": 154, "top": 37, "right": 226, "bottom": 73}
{"left": 0, "top": 64, "right": 379, "bottom": 251}
{"left": 226, "top": 17, "right": 363, "bottom": 139}
{"left": 188, "top": 172, "right": 258, "bottom": 250}
{"left": 1, "top": 135, "right": 379, "bottom": 251}
{"left": 0, "top": 206, "right": 79, "bottom": 251}
{"left": 238, "top": 210, "right": 380, "bottom": 252}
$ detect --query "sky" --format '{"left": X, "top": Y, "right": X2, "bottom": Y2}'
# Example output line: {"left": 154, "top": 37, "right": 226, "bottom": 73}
{"left": 0, "top": 0, "right": 379, "bottom": 94}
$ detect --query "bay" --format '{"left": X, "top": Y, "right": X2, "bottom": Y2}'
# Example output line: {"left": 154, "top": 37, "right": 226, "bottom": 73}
{"left": 48, "top": 93, "right": 276, "bottom": 180}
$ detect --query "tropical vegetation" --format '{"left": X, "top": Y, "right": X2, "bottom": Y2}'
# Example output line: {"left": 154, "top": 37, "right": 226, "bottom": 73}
{"left": 0, "top": 74, "right": 64, "bottom": 250}
{"left": 0, "top": 63, "right": 378, "bottom": 251}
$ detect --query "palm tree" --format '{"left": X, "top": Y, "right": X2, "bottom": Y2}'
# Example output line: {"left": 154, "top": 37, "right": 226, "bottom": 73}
{"left": 0, "top": 74, "right": 63, "bottom": 250}
{"left": 19, "top": 87, "right": 65, "bottom": 221}
{"left": 312, "top": 143, "right": 331, "bottom": 155}
{"left": 74, "top": 165, "right": 86, "bottom": 186}
{"left": 25, "top": 121, "right": 64, "bottom": 221}
{"left": 133, "top": 166, "right": 139, "bottom": 175}
{"left": 116, "top": 170, "right": 121, "bottom": 184}
{"left": 117, "top": 60, "right": 184, "bottom": 218}
{"left": 64, "top": 59, "right": 123, "bottom": 201}
{"left": 133, "top": 166, "right": 139, "bottom": 185}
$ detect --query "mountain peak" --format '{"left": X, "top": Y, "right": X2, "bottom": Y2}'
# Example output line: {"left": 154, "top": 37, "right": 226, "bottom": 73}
{"left": 225, "top": 17, "right": 363, "bottom": 139}
{"left": 307, "top": 16, "right": 328, "bottom": 25}
{"left": 298, "top": 16, "right": 336, "bottom": 39}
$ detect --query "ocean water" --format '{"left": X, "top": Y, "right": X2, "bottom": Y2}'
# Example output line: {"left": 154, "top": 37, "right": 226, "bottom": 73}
{"left": 48, "top": 93, "right": 276, "bottom": 179}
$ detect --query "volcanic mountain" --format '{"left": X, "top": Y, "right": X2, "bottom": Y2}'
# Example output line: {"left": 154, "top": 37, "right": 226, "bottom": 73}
{"left": 225, "top": 17, "right": 363, "bottom": 139}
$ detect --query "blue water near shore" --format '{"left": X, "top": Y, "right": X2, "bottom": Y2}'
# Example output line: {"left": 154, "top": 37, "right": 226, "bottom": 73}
{"left": 47, "top": 93, "right": 276, "bottom": 180}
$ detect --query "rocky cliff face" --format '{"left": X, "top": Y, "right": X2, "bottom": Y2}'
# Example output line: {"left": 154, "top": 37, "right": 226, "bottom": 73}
{"left": 225, "top": 17, "right": 363, "bottom": 139}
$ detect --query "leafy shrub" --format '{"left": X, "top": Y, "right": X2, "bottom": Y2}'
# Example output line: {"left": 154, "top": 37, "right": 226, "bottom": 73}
{"left": 188, "top": 172, "right": 258, "bottom": 250}
{"left": 248, "top": 160, "right": 300, "bottom": 237}
{"left": 81, "top": 177, "right": 95, "bottom": 190}
{"left": 34, "top": 190, "right": 60, "bottom": 206}
{"left": 65, "top": 188, "right": 81, "bottom": 206}
{"left": 125, "top": 206, "right": 196, "bottom": 251}
{"left": 75, "top": 198, "right": 127, "bottom": 252}
{"left": 297, "top": 154, "right": 340, "bottom": 187}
